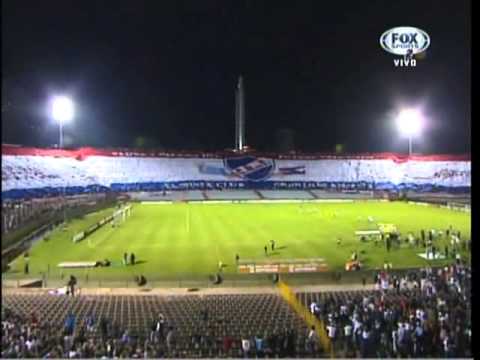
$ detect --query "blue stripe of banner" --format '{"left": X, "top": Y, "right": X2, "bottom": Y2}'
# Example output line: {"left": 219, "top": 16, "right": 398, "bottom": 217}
{"left": 1, "top": 181, "right": 470, "bottom": 200}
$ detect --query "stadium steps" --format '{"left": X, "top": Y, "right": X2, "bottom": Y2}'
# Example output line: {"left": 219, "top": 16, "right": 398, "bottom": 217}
{"left": 254, "top": 190, "right": 265, "bottom": 199}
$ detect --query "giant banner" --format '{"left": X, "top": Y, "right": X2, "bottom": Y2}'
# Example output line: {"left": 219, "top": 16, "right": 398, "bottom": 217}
{"left": 1, "top": 145, "right": 470, "bottom": 199}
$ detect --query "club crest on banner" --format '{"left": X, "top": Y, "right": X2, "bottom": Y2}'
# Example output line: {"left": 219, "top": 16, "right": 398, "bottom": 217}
{"left": 223, "top": 156, "right": 275, "bottom": 181}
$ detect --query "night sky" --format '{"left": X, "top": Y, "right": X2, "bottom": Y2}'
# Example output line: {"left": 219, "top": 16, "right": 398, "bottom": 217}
{"left": 2, "top": 0, "right": 471, "bottom": 154}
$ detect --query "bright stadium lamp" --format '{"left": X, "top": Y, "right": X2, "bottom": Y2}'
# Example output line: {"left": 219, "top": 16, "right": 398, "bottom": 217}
{"left": 50, "top": 95, "right": 75, "bottom": 223}
{"left": 395, "top": 108, "right": 423, "bottom": 155}
{"left": 51, "top": 96, "right": 74, "bottom": 148}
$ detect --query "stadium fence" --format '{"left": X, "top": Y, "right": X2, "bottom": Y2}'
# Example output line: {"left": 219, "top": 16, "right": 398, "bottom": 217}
{"left": 2, "top": 266, "right": 453, "bottom": 290}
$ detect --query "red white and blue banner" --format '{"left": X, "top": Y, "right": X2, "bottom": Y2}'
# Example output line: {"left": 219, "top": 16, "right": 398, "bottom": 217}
{"left": 2, "top": 145, "right": 471, "bottom": 199}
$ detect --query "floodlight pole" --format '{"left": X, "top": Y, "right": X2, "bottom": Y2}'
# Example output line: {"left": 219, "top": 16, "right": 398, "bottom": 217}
{"left": 58, "top": 120, "right": 66, "bottom": 223}
{"left": 51, "top": 96, "right": 74, "bottom": 225}
{"left": 59, "top": 121, "right": 64, "bottom": 149}
{"left": 408, "top": 136, "right": 412, "bottom": 156}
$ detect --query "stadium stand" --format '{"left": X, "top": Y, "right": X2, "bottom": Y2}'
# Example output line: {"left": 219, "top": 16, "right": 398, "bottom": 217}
{"left": 259, "top": 190, "right": 314, "bottom": 200}
{"left": 1, "top": 194, "right": 109, "bottom": 236}
{"left": 1, "top": 265, "right": 470, "bottom": 358}
{"left": 310, "top": 190, "right": 375, "bottom": 200}
{"left": 297, "top": 265, "right": 471, "bottom": 358}
{"left": 405, "top": 191, "right": 471, "bottom": 205}
{"left": 2, "top": 145, "right": 471, "bottom": 200}
{"left": 2, "top": 293, "right": 312, "bottom": 358}
{"left": 127, "top": 191, "right": 206, "bottom": 202}
{"left": 202, "top": 190, "right": 261, "bottom": 200}
{"left": 1, "top": 146, "right": 472, "bottom": 358}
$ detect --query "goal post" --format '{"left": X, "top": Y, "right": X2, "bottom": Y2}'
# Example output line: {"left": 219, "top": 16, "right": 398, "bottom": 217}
{"left": 112, "top": 204, "right": 132, "bottom": 227}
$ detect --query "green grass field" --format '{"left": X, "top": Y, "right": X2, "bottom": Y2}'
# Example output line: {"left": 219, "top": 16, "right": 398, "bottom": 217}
{"left": 6, "top": 201, "right": 471, "bottom": 281}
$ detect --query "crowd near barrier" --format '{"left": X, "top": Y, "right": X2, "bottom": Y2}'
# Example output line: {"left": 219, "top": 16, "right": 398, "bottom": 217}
{"left": 1, "top": 265, "right": 471, "bottom": 358}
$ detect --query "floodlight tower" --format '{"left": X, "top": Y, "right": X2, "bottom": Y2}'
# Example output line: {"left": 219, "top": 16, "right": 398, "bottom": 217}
{"left": 395, "top": 108, "right": 423, "bottom": 155}
{"left": 50, "top": 96, "right": 74, "bottom": 224}
{"left": 235, "top": 76, "right": 246, "bottom": 151}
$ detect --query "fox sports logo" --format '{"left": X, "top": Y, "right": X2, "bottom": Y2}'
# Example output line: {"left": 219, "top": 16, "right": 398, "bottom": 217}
{"left": 380, "top": 27, "right": 430, "bottom": 56}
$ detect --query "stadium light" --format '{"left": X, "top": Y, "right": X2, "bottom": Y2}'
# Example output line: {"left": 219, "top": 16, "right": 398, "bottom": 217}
{"left": 50, "top": 95, "right": 74, "bottom": 224}
{"left": 395, "top": 108, "right": 423, "bottom": 155}
{"left": 51, "top": 96, "right": 74, "bottom": 148}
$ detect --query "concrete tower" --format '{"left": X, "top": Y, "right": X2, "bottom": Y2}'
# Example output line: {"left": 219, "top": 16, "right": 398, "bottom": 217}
{"left": 235, "top": 76, "right": 246, "bottom": 151}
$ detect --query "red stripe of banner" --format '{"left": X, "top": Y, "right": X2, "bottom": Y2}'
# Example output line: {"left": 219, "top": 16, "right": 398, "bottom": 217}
{"left": 1, "top": 144, "right": 470, "bottom": 162}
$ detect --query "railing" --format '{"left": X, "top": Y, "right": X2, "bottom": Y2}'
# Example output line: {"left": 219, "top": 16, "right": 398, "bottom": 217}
{"left": 2, "top": 265, "right": 458, "bottom": 289}
{"left": 278, "top": 280, "right": 333, "bottom": 356}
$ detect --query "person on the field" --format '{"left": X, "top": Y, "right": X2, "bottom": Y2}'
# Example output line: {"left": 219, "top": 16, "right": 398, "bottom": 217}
{"left": 23, "top": 252, "right": 30, "bottom": 274}
{"left": 426, "top": 238, "right": 432, "bottom": 249}
{"left": 432, "top": 246, "right": 436, "bottom": 259}
{"left": 337, "top": 238, "right": 342, "bottom": 246}
{"left": 236, "top": 254, "right": 240, "bottom": 264}
{"left": 264, "top": 246, "right": 268, "bottom": 256}
{"left": 456, "top": 252, "right": 461, "bottom": 265}
{"left": 445, "top": 245, "right": 449, "bottom": 258}
{"left": 451, "top": 247, "right": 456, "bottom": 260}
{"left": 123, "top": 253, "right": 128, "bottom": 266}
{"left": 130, "top": 253, "right": 135, "bottom": 266}
{"left": 408, "top": 233, "right": 414, "bottom": 246}
{"left": 271, "top": 240, "right": 275, "bottom": 251}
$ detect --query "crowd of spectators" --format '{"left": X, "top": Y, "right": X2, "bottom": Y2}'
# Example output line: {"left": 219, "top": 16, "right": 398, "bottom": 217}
{"left": 2, "top": 264, "right": 471, "bottom": 358}
{"left": 2, "top": 307, "right": 305, "bottom": 358}
{"left": 2, "top": 194, "right": 108, "bottom": 236}
{"left": 2, "top": 308, "right": 173, "bottom": 358}
{"left": 310, "top": 263, "right": 471, "bottom": 358}
{"left": 2, "top": 200, "right": 54, "bottom": 235}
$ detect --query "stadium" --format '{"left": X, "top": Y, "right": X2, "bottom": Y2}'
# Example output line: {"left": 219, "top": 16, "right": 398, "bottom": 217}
{"left": 2, "top": 2, "right": 471, "bottom": 359}
{"left": 1, "top": 142, "right": 472, "bottom": 357}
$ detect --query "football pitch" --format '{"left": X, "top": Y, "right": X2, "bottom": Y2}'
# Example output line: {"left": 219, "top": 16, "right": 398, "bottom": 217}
{"left": 6, "top": 201, "right": 471, "bottom": 282}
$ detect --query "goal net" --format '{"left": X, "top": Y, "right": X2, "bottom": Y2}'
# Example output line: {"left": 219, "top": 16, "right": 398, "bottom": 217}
{"left": 112, "top": 204, "right": 132, "bottom": 227}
